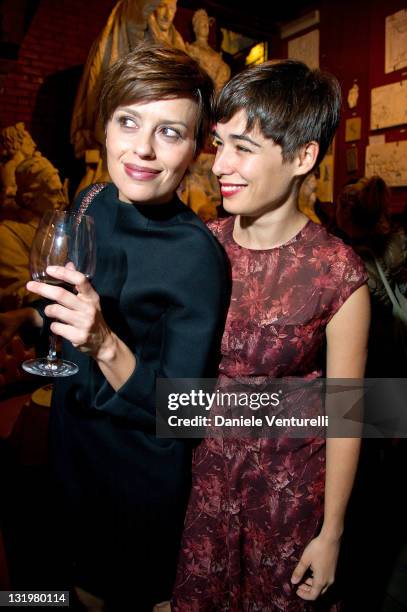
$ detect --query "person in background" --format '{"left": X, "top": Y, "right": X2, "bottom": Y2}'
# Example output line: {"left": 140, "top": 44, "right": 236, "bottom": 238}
{"left": 2, "top": 43, "right": 228, "bottom": 611}
{"left": 335, "top": 175, "right": 407, "bottom": 611}
{"left": 173, "top": 59, "right": 370, "bottom": 611}
{"left": 397, "top": 200, "right": 407, "bottom": 235}
{"left": 335, "top": 175, "right": 407, "bottom": 376}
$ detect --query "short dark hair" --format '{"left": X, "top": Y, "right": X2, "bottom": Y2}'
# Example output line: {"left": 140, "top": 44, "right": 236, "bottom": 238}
{"left": 215, "top": 59, "right": 341, "bottom": 167}
{"left": 100, "top": 42, "right": 215, "bottom": 153}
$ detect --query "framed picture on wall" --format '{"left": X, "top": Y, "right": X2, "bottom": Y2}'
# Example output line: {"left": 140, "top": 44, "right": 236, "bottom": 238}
{"left": 316, "top": 138, "right": 335, "bottom": 202}
{"left": 385, "top": 9, "right": 407, "bottom": 74}
{"left": 346, "top": 147, "right": 358, "bottom": 173}
{"left": 345, "top": 117, "right": 362, "bottom": 142}
{"left": 371, "top": 81, "right": 407, "bottom": 130}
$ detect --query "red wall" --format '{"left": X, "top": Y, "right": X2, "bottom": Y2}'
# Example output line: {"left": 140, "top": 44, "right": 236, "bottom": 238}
{"left": 274, "top": 0, "right": 407, "bottom": 211}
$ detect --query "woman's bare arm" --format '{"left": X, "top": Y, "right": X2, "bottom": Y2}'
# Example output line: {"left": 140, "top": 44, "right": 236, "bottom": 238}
{"left": 292, "top": 284, "right": 370, "bottom": 600}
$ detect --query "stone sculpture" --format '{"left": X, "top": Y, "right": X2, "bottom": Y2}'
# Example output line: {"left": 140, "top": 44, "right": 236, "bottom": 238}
{"left": 0, "top": 155, "right": 67, "bottom": 310}
{"left": 0, "top": 122, "right": 38, "bottom": 215}
{"left": 186, "top": 9, "right": 230, "bottom": 93}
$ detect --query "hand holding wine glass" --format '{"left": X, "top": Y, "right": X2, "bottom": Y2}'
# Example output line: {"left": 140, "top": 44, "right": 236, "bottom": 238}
{"left": 23, "top": 210, "right": 96, "bottom": 377}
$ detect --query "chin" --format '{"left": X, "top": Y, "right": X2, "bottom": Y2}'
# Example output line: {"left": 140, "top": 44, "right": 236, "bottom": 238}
{"left": 222, "top": 199, "right": 249, "bottom": 215}
{"left": 118, "top": 185, "right": 154, "bottom": 204}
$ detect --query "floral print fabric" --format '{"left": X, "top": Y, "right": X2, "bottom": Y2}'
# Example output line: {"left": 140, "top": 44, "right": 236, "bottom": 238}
{"left": 172, "top": 218, "right": 367, "bottom": 611}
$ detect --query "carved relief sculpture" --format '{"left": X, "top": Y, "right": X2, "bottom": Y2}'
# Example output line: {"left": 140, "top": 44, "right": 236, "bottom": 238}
{"left": 0, "top": 155, "right": 67, "bottom": 310}
{"left": 347, "top": 82, "right": 359, "bottom": 109}
{"left": 0, "top": 122, "right": 38, "bottom": 215}
{"left": 178, "top": 152, "right": 220, "bottom": 221}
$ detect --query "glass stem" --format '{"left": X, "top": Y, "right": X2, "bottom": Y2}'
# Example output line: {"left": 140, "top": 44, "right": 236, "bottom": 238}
{"left": 47, "top": 331, "right": 58, "bottom": 366}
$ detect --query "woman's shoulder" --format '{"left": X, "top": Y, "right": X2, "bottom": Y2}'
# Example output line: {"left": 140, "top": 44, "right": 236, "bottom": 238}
{"left": 303, "top": 222, "right": 368, "bottom": 289}
{"left": 163, "top": 204, "right": 228, "bottom": 266}
{"left": 307, "top": 221, "right": 364, "bottom": 261}
{"left": 72, "top": 182, "right": 110, "bottom": 213}
{"left": 169, "top": 202, "right": 220, "bottom": 238}
{"left": 302, "top": 224, "right": 368, "bottom": 321}
{"left": 206, "top": 216, "right": 234, "bottom": 243}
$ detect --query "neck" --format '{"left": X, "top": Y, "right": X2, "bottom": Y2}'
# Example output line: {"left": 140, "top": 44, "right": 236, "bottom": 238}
{"left": 233, "top": 202, "right": 309, "bottom": 250}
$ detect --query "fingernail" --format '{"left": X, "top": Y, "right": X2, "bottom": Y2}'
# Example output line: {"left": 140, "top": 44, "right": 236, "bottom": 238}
{"left": 47, "top": 266, "right": 57, "bottom": 272}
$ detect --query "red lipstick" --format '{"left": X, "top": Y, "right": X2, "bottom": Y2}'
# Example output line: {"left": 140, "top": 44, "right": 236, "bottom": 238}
{"left": 219, "top": 183, "right": 247, "bottom": 198}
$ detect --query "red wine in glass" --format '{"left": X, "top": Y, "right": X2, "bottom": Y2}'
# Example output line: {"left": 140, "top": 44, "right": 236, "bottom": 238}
{"left": 22, "top": 210, "right": 96, "bottom": 377}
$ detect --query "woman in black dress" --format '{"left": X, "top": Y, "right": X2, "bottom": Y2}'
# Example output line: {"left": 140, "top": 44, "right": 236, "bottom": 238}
{"left": 24, "top": 43, "right": 228, "bottom": 610}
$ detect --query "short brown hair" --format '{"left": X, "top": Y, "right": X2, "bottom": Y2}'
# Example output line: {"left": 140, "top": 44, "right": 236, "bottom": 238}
{"left": 215, "top": 59, "right": 341, "bottom": 167}
{"left": 100, "top": 43, "right": 215, "bottom": 153}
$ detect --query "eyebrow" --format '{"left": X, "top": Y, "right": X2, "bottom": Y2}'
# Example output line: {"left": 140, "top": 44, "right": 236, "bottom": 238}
{"left": 118, "top": 107, "right": 189, "bottom": 129}
{"left": 213, "top": 130, "right": 261, "bottom": 148}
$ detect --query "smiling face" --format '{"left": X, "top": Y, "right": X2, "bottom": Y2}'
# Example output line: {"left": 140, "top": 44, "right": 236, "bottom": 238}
{"left": 105, "top": 97, "right": 198, "bottom": 205}
{"left": 212, "top": 110, "right": 303, "bottom": 218}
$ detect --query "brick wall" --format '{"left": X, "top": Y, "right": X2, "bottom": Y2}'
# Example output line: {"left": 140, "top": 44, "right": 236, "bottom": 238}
{"left": 0, "top": 0, "right": 114, "bottom": 129}
{"left": 0, "top": 0, "right": 114, "bottom": 190}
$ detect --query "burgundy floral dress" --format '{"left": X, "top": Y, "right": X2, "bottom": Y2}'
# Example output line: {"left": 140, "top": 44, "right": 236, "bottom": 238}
{"left": 172, "top": 218, "right": 368, "bottom": 612}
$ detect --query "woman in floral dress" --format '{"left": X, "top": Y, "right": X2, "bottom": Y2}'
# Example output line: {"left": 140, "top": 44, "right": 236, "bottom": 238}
{"left": 172, "top": 60, "right": 370, "bottom": 611}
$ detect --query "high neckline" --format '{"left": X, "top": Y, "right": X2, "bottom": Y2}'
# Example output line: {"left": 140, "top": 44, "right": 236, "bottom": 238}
{"left": 230, "top": 217, "right": 312, "bottom": 253}
{"left": 109, "top": 182, "right": 184, "bottom": 222}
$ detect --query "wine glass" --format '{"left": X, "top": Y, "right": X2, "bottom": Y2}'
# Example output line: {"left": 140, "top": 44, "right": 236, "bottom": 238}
{"left": 22, "top": 210, "right": 96, "bottom": 377}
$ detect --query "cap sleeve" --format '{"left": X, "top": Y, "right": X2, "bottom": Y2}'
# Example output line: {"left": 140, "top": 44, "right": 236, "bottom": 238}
{"left": 326, "top": 242, "right": 368, "bottom": 323}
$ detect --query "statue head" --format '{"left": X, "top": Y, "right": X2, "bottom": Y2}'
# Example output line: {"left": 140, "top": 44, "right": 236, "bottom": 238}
{"left": 14, "top": 155, "right": 67, "bottom": 216}
{"left": 154, "top": 0, "right": 177, "bottom": 33}
{"left": 0, "top": 122, "right": 36, "bottom": 160}
{"left": 192, "top": 9, "right": 209, "bottom": 40}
